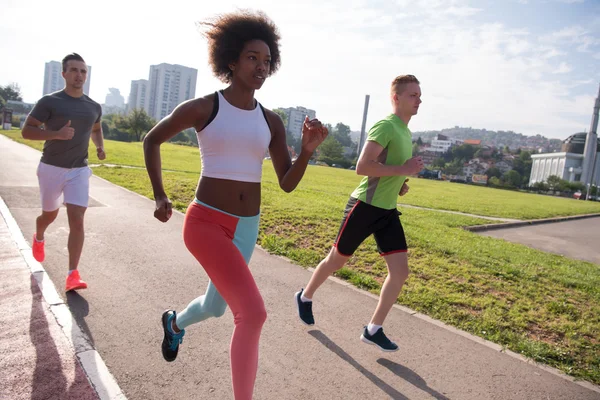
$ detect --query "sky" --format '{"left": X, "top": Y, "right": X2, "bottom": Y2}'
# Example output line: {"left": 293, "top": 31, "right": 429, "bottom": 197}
{"left": 1, "top": 0, "right": 599, "bottom": 140}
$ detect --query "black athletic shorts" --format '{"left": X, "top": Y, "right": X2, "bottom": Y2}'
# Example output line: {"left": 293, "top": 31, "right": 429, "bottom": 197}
{"left": 333, "top": 197, "right": 407, "bottom": 256}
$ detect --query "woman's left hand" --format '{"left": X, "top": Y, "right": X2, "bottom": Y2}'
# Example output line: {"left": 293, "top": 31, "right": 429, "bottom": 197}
{"left": 301, "top": 116, "right": 328, "bottom": 153}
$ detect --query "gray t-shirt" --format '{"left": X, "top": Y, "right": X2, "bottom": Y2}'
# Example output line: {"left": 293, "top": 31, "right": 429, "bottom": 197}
{"left": 29, "top": 90, "right": 102, "bottom": 168}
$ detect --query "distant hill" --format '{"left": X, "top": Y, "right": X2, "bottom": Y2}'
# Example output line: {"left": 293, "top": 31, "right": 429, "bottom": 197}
{"left": 413, "top": 126, "right": 563, "bottom": 152}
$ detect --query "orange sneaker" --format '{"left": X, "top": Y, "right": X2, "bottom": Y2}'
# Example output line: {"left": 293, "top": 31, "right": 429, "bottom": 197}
{"left": 32, "top": 234, "right": 45, "bottom": 262}
{"left": 65, "top": 270, "right": 88, "bottom": 292}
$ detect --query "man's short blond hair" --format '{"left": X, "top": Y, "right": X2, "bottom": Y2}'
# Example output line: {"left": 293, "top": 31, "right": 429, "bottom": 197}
{"left": 391, "top": 75, "right": 420, "bottom": 95}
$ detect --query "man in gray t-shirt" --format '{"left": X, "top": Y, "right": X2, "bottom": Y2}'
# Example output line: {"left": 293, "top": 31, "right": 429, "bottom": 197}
{"left": 30, "top": 90, "right": 102, "bottom": 168}
{"left": 22, "top": 52, "right": 106, "bottom": 292}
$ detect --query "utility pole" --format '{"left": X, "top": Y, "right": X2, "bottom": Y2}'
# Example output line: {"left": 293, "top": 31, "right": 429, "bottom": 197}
{"left": 357, "top": 94, "right": 370, "bottom": 155}
{"left": 582, "top": 83, "right": 600, "bottom": 200}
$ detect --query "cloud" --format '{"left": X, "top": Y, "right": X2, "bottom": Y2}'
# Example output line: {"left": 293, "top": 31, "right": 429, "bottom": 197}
{"left": 553, "top": 62, "right": 573, "bottom": 74}
{"left": 540, "top": 46, "right": 565, "bottom": 58}
{"left": 444, "top": 5, "right": 482, "bottom": 17}
{"left": 506, "top": 37, "right": 531, "bottom": 55}
{"left": 566, "top": 79, "right": 594, "bottom": 88}
{"left": 543, "top": 26, "right": 600, "bottom": 53}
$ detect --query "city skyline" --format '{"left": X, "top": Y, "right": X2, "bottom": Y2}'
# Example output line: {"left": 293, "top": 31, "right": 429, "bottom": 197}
{"left": 147, "top": 63, "right": 197, "bottom": 121}
{"left": 2, "top": 0, "right": 599, "bottom": 140}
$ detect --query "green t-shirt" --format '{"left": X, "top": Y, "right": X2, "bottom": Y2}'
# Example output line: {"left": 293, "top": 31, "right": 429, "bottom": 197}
{"left": 350, "top": 114, "right": 412, "bottom": 209}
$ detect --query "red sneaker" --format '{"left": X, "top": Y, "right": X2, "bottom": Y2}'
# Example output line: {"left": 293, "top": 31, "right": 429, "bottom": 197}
{"left": 65, "top": 270, "right": 88, "bottom": 292}
{"left": 32, "top": 234, "right": 45, "bottom": 262}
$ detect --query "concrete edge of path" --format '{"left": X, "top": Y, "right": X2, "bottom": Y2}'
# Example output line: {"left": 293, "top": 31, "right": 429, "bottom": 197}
{"left": 464, "top": 212, "right": 600, "bottom": 232}
{"left": 0, "top": 195, "right": 127, "bottom": 400}
{"left": 258, "top": 246, "right": 600, "bottom": 394}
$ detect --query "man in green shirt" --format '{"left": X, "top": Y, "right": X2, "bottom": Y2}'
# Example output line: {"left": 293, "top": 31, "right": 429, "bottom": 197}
{"left": 295, "top": 75, "right": 424, "bottom": 351}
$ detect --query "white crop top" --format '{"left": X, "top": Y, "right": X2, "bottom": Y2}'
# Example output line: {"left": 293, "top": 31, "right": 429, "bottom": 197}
{"left": 197, "top": 91, "right": 272, "bottom": 183}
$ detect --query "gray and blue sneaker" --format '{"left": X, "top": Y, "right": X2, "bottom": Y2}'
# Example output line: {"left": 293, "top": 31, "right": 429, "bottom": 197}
{"left": 161, "top": 310, "right": 185, "bottom": 362}
{"left": 295, "top": 289, "right": 314, "bottom": 326}
{"left": 360, "top": 326, "right": 399, "bottom": 352}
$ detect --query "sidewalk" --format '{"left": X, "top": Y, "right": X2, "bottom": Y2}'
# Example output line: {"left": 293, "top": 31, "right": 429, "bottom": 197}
{"left": 1, "top": 133, "right": 600, "bottom": 400}
{"left": 0, "top": 203, "right": 98, "bottom": 399}
{"left": 0, "top": 195, "right": 125, "bottom": 400}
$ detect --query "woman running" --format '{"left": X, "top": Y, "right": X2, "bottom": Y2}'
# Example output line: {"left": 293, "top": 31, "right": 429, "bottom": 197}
{"left": 143, "top": 10, "right": 327, "bottom": 400}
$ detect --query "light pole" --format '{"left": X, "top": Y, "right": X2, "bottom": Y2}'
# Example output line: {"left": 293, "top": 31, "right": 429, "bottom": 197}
{"left": 357, "top": 94, "right": 370, "bottom": 155}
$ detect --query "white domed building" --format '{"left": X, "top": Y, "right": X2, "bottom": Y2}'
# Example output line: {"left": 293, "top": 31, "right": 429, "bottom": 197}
{"left": 529, "top": 84, "right": 600, "bottom": 190}
{"left": 529, "top": 133, "right": 600, "bottom": 186}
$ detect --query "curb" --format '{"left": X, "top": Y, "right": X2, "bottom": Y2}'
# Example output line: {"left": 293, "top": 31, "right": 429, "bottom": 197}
{"left": 0, "top": 195, "right": 127, "bottom": 400}
{"left": 464, "top": 212, "right": 600, "bottom": 232}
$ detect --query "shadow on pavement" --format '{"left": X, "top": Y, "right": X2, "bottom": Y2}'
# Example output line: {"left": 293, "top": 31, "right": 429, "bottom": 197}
{"left": 30, "top": 276, "right": 93, "bottom": 400}
{"left": 66, "top": 291, "right": 93, "bottom": 346}
{"left": 378, "top": 358, "right": 451, "bottom": 400}
{"left": 308, "top": 329, "right": 409, "bottom": 400}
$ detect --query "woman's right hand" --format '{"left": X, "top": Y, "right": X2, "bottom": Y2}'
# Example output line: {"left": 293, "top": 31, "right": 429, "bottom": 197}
{"left": 154, "top": 194, "right": 173, "bottom": 223}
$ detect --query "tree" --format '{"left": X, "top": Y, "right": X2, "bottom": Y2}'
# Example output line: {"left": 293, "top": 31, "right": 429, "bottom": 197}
{"left": 333, "top": 123, "right": 353, "bottom": 147}
{"left": 520, "top": 151, "right": 532, "bottom": 173}
{"left": 485, "top": 167, "right": 502, "bottom": 179}
{"left": 489, "top": 176, "right": 502, "bottom": 187}
{"left": 416, "top": 136, "right": 424, "bottom": 146}
{"left": 169, "top": 128, "right": 198, "bottom": 146}
{"left": 286, "top": 132, "right": 300, "bottom": 155}
{"left": 567, "top": 181, "right": 584, "bottom": 193}
{"left": 0, "top": 94, "right": 5, "bottom": 111}
{"left": 433, "top": 157, "right": 446, "bottom": 168}
{"left": 451, "top": 144, "right": 477, "bottom": 162}
{"left": 503, "top": 170, "right": 522, "bottom": 188}
{"left": 546, "top": 175, "right": 561, "bottom": 190}
{"left": 274, "top": 109, "right": 300, "bottom": 155}
{"left": 318, "top": 136, "right": 343, "bottom": 160}
{"left": 0, "top": 83, "right": 23, "bottom": 102}
{"left": 273, "top": 108, "right": 288, "bottom": 127}
{"left": 444, "top": 159, "right": 464, "bottom": 175}
{"left": 412, "top": 142, "right": 420, "bottom": 156}
{"left": 556, "top": 179, "right": 570, "bottom": 192}
{"left": 491, "top": 148, "right": 502, "bottom": 161}
{"left": 115, "top": 108, "right": 156, "bottom": 141}
{"left": 101, "top": 121, "right": 110, "bottom": 135}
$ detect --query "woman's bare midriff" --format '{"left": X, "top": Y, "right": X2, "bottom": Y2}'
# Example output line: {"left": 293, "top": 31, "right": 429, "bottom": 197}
{"left": 195, "top": 176, "right": 262, "bottom": 217}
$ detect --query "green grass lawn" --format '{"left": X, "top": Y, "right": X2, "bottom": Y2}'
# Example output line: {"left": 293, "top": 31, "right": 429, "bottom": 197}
{"left": 2, "top": 129, "right": 202, "bottom": 173}
{"left": 3, "top": 131, "right": 600, "bottom": 384}
{"left": 5, "top": 130, "right": 600, "bottom": 219}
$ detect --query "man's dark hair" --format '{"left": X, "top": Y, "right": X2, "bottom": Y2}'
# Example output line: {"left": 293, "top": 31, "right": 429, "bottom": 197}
{"left": 62, "top": 53, "right": 85, "bottom": 72}
{"left": 198, "top": 10, "right": 281, "bottom": 83}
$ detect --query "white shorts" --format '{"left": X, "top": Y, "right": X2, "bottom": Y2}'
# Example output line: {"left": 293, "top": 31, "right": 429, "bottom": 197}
{"left": 37, "top": 162, "right": 93, "bottom": 211}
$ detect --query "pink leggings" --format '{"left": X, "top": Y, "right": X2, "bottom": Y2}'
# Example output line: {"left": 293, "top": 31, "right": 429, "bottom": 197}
{"left": 183, "top": 201, "right": 266, "bottom": 400}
